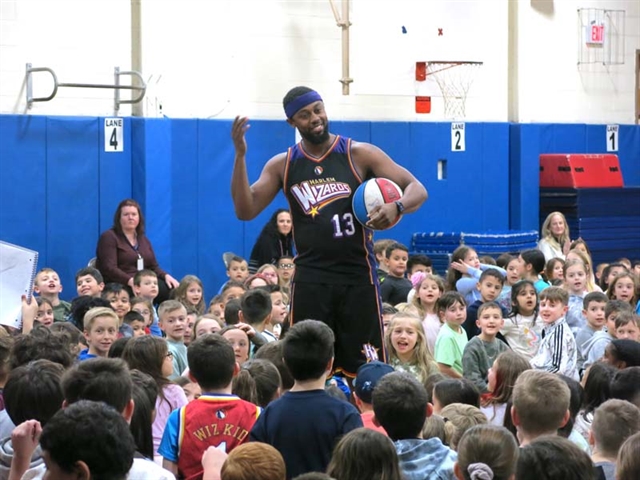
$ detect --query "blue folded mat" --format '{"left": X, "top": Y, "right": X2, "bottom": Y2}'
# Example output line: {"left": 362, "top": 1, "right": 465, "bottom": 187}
{"left": 411, "top": 230, "right": 540, "bottom": 263}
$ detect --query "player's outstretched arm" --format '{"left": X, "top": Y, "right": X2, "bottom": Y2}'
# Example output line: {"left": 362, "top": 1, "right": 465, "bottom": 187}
{"left": 352, "top": 142, "right": 428, "bottom": 229}
{"left": 353, "top": 142, "right": 428, "bottom": 212}
{"left": 231, "top": 116, "right": 285, "bottom": 220}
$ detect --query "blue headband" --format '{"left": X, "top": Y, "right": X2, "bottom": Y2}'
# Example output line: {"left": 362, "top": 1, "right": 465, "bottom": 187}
{"left": 284, "top": 90, "right": 323, "bottom": 119}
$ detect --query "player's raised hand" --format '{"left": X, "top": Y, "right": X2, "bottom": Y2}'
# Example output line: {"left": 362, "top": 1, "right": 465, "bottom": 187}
{"left": 231, "top": 116, "right": 250, "bottom": 157}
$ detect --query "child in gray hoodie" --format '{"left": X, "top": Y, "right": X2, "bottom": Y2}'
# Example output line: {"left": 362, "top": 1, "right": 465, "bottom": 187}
{"left": 372, "top": 372, "right": 457, "bottom": 480}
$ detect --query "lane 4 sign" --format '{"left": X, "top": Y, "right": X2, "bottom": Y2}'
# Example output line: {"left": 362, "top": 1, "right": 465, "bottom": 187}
{"left": 104, "top": 118, "right": 123, "bottom": 152}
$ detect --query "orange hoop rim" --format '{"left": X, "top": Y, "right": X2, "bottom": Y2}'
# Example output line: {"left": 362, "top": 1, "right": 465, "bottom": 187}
{"left": 425, "top": 61, "right": 483, "bottom": 75}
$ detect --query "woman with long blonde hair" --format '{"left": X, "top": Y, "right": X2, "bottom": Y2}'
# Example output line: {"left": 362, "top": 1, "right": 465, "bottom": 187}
{"left": 538, "top": 211, "right": 571, "bottom": 261}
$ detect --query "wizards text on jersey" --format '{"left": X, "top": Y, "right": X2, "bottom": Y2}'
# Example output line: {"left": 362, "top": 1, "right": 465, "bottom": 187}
{"left": 290, "top": 177, "right": 352, "bottom": 216}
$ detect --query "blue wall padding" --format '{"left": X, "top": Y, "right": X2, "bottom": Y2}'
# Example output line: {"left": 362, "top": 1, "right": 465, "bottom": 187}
{"left": 197, "top": 119, "right": 244, "bottom": 291}
{"left": 370, "top": 122, "right": 409, "bottom": 163}
{"left": 0, "top": 115, "right": 48, "bottom": 260}
{"left": 1, "top": 114, "right": 638, "bottom": 302}
{"left": 99, "top": 117, "right": 132, "bottom": 234}
{"left": 619, "top": 126, "right": 640, "bottom": 186}
{"left": 331, "top": 121, "right": 371, "bottom": 144}
{"left": 131, "top": 119, "right": 147, "bottom": 207}
{"left": 585, "top": 125, "right": 605, "bottom": 154}
{"left": 131, "top": 118, "right": 173, "bottom": 275}
{"left": 509, "top": 124, "right": 541, "bottom": 232}
{"left": 170, "top": 119, "right": 200, "bottom": 283}
{"left": 401, "top": 122, "right": 510, "bottom": 235}
{"left": 479, "top": 123, "right": 510, "bottom": 230}
{"left": 542, "top": 124, "right": 588, "bottom": 153}
{"left": 401, "top": 122, "right": 448, "bottom": 234}
{"left": 46, "top": 117, "right": 101, "bottom": 292}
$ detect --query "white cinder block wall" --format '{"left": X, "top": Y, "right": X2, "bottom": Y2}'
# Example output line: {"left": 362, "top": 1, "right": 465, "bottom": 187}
{"left": 0, "top": 0, "right": 638, "bottom": 123}
{"left": 0, "top": 0, "right": 132, "bottom": 116}
{"left": 516, "top": 0, "right": 640, "bottom": 123}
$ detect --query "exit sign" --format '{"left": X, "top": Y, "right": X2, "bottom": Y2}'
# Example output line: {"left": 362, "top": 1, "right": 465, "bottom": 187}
{"left": 585, "top": 24, "right": 605, "bottom": 45}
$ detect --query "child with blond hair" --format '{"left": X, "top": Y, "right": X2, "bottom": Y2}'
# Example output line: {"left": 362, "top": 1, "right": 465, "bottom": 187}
{"left": 385, "top": 313, "right": 438, "bottom": 383}
{"left": 562, "top": 258, "right": 589, "bottom": 334}
{"left": 78, "top": 307, "right": 119, "bottom": 361}
{"left": 440, "top": 403, "right": 487, "bottom": 451}
{"left": 406, "top": 272, "right": 445, "bottom": 355}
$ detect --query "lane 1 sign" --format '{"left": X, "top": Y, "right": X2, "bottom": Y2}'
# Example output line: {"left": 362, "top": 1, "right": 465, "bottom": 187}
{"left": 104, "top": 118, "right": 123, "bottom": 152}
{"left": 606, "top": 125, "right": 618, "bottom": 152}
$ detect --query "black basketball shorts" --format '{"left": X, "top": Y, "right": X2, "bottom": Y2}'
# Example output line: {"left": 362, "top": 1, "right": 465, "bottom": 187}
{"left": 289, "top": 282, "right": 386, "bottom": 377}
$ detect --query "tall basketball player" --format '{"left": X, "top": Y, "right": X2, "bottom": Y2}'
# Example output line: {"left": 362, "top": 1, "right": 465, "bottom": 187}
{"left": 231, "top": 86, "right": 427, "bottom": 377}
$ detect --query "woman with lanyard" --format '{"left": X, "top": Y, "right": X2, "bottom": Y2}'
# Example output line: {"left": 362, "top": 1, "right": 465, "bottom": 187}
{"left": 95, "top": 199, "right": 179, "bottom": 303}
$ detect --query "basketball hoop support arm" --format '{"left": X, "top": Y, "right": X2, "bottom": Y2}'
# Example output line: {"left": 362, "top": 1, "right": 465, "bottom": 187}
{"left": 329, "top": 0, "right": 353, "bottom": 95}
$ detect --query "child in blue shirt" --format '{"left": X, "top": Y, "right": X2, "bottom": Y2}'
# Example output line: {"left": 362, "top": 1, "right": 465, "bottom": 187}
{"left": 447, "top": 246, "right": 507, "bottom": 306}
{"left": 250, "top": 320, "right": 361, "bottom": 479}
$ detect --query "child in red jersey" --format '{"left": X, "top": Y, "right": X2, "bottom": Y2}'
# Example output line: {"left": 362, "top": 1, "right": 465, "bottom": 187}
{"left": 158, "top": 334, "right": 260, "bottom": 480}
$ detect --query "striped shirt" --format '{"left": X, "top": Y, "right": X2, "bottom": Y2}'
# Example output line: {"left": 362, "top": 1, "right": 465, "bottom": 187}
{"left": 531, "top": 317, "right": 578, "bottom": 380}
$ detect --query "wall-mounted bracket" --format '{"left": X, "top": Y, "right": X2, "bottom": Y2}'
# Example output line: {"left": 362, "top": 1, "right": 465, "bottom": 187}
{"left": 25, "top": 64, "right": 146, "bottom": 112}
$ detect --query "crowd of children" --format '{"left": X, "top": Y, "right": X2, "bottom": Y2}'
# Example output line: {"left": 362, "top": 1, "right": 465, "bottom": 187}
{"left": 1, "top": 209, "right": 639, "bottom": 479}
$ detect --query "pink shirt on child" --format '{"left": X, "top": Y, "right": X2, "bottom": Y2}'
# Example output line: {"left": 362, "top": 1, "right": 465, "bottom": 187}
{"left": 153, "top": 384, "right": 188, "bottom": 455}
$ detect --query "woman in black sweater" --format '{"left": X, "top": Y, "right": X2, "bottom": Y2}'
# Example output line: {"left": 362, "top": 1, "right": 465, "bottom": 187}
{"left": 249, "top": 209, "right": 294, "bottom": 273}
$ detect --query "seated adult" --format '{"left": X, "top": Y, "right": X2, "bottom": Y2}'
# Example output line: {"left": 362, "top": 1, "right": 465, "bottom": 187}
{"left": 248, "top": 209, "right": 294, "bottom": 273}
{"left": 95, "top": 199, "right": 178, "bottom": 303}
{"left": 537, "top": 211, "right": 571, "bottom": 262}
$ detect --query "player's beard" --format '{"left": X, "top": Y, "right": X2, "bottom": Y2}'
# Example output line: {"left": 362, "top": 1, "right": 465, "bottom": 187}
{"left": 299, "top": 121, "right": 330, "bottom": 145}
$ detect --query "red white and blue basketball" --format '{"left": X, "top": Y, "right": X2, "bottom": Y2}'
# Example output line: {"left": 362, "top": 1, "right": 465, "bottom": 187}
{"left": 352, "top": 178, "right": 403, "bottom": 230}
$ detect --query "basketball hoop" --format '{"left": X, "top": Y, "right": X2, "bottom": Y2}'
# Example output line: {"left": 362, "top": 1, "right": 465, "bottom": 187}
{"left": 425, "top": 61, "right": 483, "bottom": 119}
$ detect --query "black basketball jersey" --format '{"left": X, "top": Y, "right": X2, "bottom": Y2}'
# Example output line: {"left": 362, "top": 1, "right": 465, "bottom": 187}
{"left": 283, "top": 136, "right": 377, "bottom": 285}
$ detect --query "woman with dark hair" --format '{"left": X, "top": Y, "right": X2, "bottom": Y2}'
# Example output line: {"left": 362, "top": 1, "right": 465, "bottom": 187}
{"left": 248, "top": 209, "right": 294, "bottom": 273}
{"left": 573, "top": 362, "right": 616, "bottom": 444}
{"left": 95, "top": 199, "right": 179, "bottom": 303}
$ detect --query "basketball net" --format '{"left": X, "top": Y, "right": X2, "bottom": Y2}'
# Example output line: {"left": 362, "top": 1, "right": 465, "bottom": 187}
{"left": 426, "top": 61, "right": 483, "bottom": 119}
